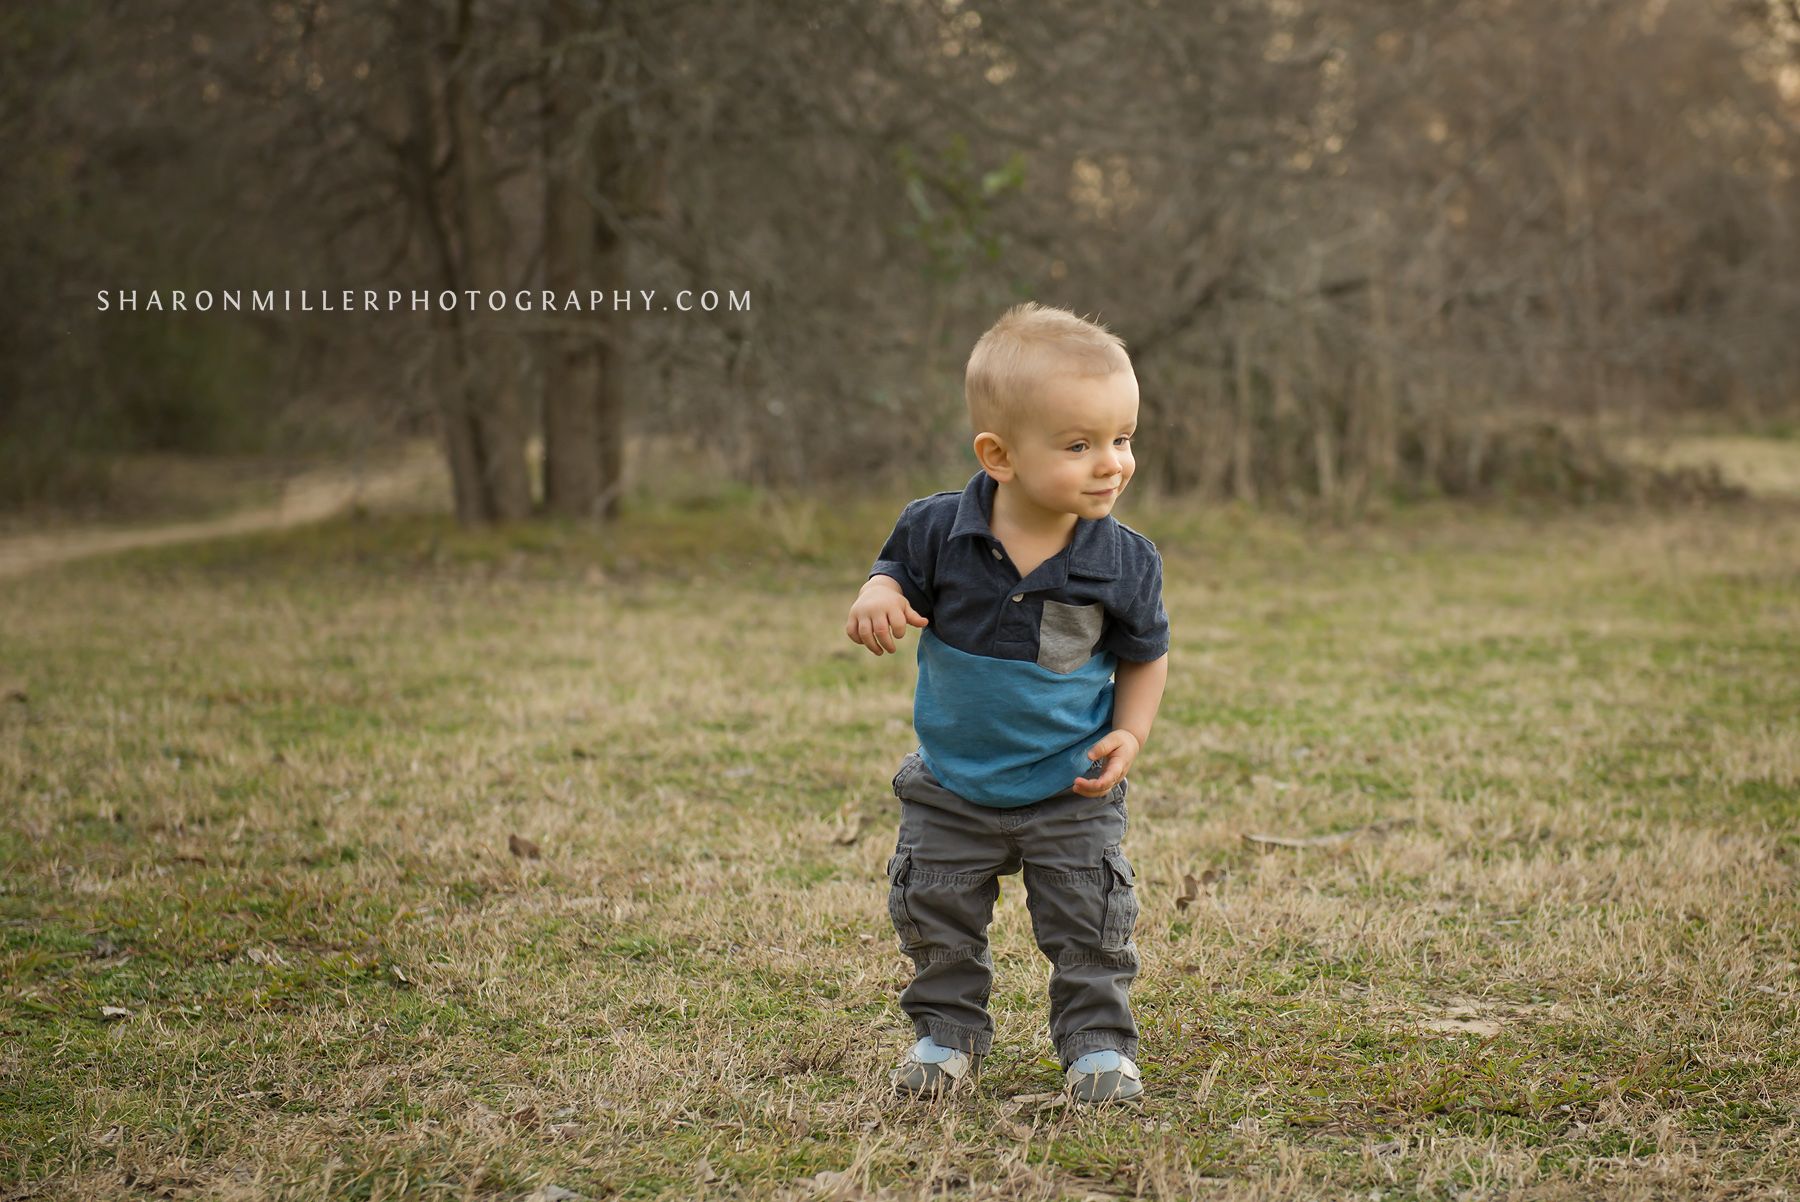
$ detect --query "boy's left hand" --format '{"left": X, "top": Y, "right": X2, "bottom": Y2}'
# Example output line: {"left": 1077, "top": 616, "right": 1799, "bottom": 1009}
{"left": 1074, "top": 729, "right": 1140, "bottom": 796}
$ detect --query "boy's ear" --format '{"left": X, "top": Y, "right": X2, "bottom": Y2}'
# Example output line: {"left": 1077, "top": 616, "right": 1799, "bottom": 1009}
{"left": 973, "top": 431, "right": 1014, "bottom": 482}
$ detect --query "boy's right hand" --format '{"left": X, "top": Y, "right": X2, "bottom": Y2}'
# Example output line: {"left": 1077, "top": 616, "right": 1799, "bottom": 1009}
{"left": 846, "top": 576, "right": 928, "bottom": 656}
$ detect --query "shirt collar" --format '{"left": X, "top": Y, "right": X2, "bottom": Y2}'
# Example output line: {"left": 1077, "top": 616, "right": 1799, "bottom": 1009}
{"left": 948, "top": 471, "right": 1122, "bottom": 583}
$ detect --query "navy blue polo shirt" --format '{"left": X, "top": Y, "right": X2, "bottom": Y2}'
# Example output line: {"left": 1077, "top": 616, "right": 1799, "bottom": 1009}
{"left": 871, "top": 471, "right": 1169, "bottom": 806}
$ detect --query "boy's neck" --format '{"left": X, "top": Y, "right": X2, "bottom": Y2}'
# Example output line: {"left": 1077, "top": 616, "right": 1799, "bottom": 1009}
{"left": 989, "top": 479, "right": 1078, "bottom": 576}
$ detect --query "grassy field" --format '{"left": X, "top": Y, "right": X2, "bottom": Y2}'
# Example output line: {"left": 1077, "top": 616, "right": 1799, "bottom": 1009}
{"left": 2, "top": 492, "right": 1798, "bottom": 1201}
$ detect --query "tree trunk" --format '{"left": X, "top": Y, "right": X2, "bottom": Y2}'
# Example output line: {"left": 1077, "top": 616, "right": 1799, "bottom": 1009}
{"left": 1300, "top": 314, "right": 1337, "bottom": 507}
{"left": 1367, "top": 273, "right": 1398, "bottom": 489}
{"left": 593, "top": 231, "right": 626, "bottom": 518}
{"left": 542, "top": 1, "right": 604, "bottom": 520}
{"left": 542, "top": 0, "right": 625, "bottom": 519}
{"left": 445, "top": 0, "right": 532, "bottom": 522}
{"left": 1232, "top": 327, "right": 1257, "bottom": 504}
{"left": 391, "top": 0, "right": 485, "bottom": 526}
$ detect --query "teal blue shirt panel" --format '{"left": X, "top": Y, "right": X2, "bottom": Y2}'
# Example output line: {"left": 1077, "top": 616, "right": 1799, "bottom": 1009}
{"left": 912, "top": 627, "right": 1115, "bottom": 806}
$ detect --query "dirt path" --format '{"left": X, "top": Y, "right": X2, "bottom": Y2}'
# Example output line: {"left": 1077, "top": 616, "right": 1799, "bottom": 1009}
{"left": 1619, "top": 434, "right": 1800, "bottom": 499}
{"left": 0, "top": 448, "right": 446, "bottom": 580}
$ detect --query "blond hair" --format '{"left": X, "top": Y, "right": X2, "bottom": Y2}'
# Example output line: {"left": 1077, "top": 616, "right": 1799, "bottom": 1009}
{"left": 964, "top": 303, "right": 1131, "bottom": 435}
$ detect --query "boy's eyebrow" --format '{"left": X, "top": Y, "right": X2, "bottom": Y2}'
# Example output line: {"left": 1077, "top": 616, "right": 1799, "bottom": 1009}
{"left": 1049, "top": 421, "right": 1139, "bottom": 438}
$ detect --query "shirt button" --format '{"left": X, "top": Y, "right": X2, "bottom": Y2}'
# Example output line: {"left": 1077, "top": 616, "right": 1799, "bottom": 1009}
{"left": 991, "top": 547, "right": 1003, "bottom": 560}
{"left": 1011, "top": 594, "right": 1023, "bottom": 602}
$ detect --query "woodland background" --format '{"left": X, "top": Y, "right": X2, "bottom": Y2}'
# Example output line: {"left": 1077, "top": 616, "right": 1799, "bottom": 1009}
{"left": 5, "top": 0, "right": 1800, "bottom": 523}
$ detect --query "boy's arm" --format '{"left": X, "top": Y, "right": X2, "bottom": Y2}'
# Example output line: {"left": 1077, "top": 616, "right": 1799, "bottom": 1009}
{"left": 851, "top": 499, "right": 938, "bottom": 656}
{"left": 1073, "top": 653, "right": 1169, "bottom": 796}
{"left": 846, "top": 574, "right": 929, "bottom": 656}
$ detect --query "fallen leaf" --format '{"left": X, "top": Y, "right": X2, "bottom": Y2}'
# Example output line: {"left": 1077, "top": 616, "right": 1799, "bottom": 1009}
{"left": 831, "top": 816, "right": 863, "bottom": 846}
{"left": 244, "top": 947, "right": 288, "bottom": 967}
{"left": 98, "top": 1006, "right": 134, "bottom": 1021}
{"left": 695, "top": 1157, "right": 720, "bottom": 1183}
{"left": 509, "top": 834, "right": 541, "bottom": 860}
{"left": 507, "top": 1103, "right": 539, "bottom": 1128}
{"left": 997, "top": 1119, "right": 1034, "bottom": 1141}
{"left": 95, "top": 1125, "right": 123, "bottom": 1146}
{"left": 1176, "top": 868, "right": 1228, "bottom": 909}
{"left": 1370, "top": 1138, "right": 1407, "bottom": 1157}
{"left": 389, "top": 965, "right": 411, "bottom": 987}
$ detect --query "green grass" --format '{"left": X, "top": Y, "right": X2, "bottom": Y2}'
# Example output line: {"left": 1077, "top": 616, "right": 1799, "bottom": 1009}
{"left": 2, "top": 495, "right": 1798, "bottom": 1199}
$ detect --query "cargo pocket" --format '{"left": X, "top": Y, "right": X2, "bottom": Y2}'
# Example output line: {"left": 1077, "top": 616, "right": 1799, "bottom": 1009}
{"left": 891, "top": 753, "right": 922, "bottom": 800}
{"left": 1099, "top": 849, "right": 1139, "bottom": 952}
{"left": 887, "top": 852, "right": 922, "bottom": 949}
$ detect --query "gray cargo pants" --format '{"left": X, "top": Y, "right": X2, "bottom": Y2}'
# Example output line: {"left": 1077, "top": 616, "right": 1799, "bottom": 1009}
{"left": 884, "top": 751, "right": 1140, "bottom": 1069}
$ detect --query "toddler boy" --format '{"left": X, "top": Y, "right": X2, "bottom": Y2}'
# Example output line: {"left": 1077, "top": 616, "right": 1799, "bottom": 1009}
{"left": 844, "top": 303, "right": 1169, "bottom": 1103}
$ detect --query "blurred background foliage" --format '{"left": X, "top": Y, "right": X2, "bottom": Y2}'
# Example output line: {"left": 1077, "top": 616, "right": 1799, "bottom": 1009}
{"left": 3, "top": 0, "right": 1798, "bottom": 520}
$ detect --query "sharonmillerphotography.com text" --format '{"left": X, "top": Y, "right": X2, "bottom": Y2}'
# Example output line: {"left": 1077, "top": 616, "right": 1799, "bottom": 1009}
{"left": 95, "top": 287, "right": 750, "bottom": 314}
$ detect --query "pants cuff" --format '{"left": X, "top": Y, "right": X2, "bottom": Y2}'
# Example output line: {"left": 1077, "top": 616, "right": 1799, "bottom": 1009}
{"left": 1057, "top": 1030, "right": 1136, "bottom": 1070}
{"left": 918, "top": 1019, "right": 993, "bottom": 1057}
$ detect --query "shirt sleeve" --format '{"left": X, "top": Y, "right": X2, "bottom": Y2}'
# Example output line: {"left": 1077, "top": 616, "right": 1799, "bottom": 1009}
{"left": 1101, "top": 544, "right": 1169, "bottom": 662}
{"left": 869, "top": 499, "right": 938, "bottom": 618}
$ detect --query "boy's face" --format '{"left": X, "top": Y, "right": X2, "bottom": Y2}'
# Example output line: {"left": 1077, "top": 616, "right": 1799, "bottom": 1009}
{"left": 994, "top": 367, "right": 1139, "bottom": 522}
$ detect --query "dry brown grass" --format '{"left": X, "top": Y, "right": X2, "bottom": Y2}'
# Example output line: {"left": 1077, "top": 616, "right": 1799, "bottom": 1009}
{"left": 1, "top": 497, "right": 1797, "bottom": 1200}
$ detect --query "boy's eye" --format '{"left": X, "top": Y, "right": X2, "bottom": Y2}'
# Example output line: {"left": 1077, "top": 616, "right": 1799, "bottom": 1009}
{"left": 1114, "top": 435, "right": 1132, "bottom": 446}
{"left": 1068, "top": 441, "right": 1088, "bottom": 453}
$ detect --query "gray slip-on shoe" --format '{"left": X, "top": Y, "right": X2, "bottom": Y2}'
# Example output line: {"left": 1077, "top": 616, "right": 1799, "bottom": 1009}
{"left": 1065, "top": 1049, "right": 1143, "bottom": 1103}
{"left": 892, "top": 1037, "right": 978, "bottom": 1096}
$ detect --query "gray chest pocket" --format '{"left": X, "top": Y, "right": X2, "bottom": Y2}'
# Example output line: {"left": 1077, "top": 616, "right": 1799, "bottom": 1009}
{"left": 1037, "top": 600, "right": 1105, "bottom": 674}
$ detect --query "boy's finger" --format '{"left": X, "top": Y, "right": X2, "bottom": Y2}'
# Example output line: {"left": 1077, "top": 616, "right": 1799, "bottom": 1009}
{"left": 904, "top": 605, "right": 930, "bottom": 628}
{"left": 1087, "top": 759, "right": 1125, "bottom": 794}
{"left": 1072, "top": 767, "right": 1115, "bottom": 796}
{"left": 877, "top": 616, "right": 898, "bottom": 654}
{"left": 857, "top": 615, "right": 883, "bottom": 655}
